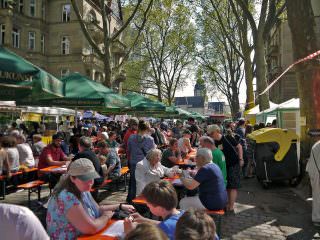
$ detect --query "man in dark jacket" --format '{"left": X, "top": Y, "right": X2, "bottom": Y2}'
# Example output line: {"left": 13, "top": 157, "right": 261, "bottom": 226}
{"left": 72, "top": 136, "right": 104, "bottom": 187}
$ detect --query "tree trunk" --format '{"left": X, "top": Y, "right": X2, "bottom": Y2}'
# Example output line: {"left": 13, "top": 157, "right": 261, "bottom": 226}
{"left": 255, "top": 37, "right": 270, "bottom": 111}
{"left": 230, "top": 85, "right": 240, "bottom": 119}
{"left": 156, "top": 78, "right": 162, "bottom": 102}
{"left": 296, "top": 64, "right": 320, "bottom": 160}
{"left": 103, "top": 44, "right": 112, "bottom": 88}
{"left": 243, "top": 48, "right": 255, "bottom": 110}
{"left": 286, "top": 0, "right": 320, "bottom": 160}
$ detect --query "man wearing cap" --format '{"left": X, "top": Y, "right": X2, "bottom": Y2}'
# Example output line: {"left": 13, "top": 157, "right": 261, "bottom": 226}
{"left": 73, "top": 136, "right": 104, "bottom": 187}
{"left": 38, "top": 133, "right": 70, "bottom": 169}
{"left": 207, "top": 124, "right": 243, "bottom": 214}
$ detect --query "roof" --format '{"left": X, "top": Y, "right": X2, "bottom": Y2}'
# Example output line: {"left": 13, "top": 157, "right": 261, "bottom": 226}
{"left": 259, "top": 98, "right": 300, "bottom": 115}
{"left": 174, "top": 96, "right": 205, "bottom": 108}
{"left": 245, "top": 101, "right": 278, "bottom": 115}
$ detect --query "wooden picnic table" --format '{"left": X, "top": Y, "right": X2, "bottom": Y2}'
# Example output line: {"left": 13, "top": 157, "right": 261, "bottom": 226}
{"left": 78, "top": 219, "right": 118, "bottom": 240}
{"left": 39, "top": 165, "right": 67, "bottom": 174}
{"left": 177, "top": 149, "right": 197, "bottom": 167}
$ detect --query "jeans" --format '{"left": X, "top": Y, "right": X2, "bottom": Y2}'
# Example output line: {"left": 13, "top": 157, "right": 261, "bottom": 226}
{"left": 126, "top": 162, "right": 137, "bottom": 203}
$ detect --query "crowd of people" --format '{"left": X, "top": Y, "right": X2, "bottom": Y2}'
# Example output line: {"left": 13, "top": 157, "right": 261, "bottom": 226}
{"left": 0, "top": 116, "right": 275, "bottom": 239}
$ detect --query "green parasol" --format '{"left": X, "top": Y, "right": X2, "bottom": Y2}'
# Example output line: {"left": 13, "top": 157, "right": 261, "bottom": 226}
{"left": 0, "top": 47, "right": 64, "bottom": 101}
{"left": 38, "top": 73, "right": 130, "bottom": 110}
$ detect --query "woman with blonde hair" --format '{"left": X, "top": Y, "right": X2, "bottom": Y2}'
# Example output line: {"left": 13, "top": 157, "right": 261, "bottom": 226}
{"left": 135, "top": 149, "right": 177, "bottom": 196}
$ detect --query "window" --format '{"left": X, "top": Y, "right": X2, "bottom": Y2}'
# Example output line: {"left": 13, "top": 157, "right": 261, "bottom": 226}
{"left": 62, "top": 4, "right": 71, "bottom": 22}
{"left": 30, "top": 0, "right": 35, "bottom": 17}
{"left": 12, "top": 28, "right": 20, "bottom": 48}
{"left": 61, "top": 69, "right": 70, "bottom": 78}
{"left": 61, "top": 36, "right": 70, "bottom": 55}
{"left": 28, "top": 31, "right": 35, "bottom": 50}
{"left": 41, "top": 1, "right": 45, "bottom": 19}
{"left": 87, "top": 10, "right": 96, "bottom": 23}
{"left": 40, "top": 34, "right": 45, "bottom": 54}
{"left": 18, "top": 0, "right": 23, "bottom": 13}
{"left": 0, "top": 24, "right": 5, "bottom": 45}
{"left": 0, "top": 0, "right": 8, "bottom": 8}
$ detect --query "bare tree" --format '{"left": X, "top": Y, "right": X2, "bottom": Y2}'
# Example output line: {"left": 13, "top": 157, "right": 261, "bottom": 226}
{"left": 197, "top": 1, "right": 244, "bottom": 118}
{"left": 205, "top": 0, "right": 255, "bottom": 110}
{"left": 70, "top": 0, "right": 153, "bottom": 88}
{"left": 233, "top": 0, "right": 286, "bottom": 111}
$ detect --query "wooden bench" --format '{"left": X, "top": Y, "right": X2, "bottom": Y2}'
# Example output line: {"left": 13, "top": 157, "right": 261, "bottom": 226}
{"left": 0, "top": 171, "right": 23, "bottom": 200}
{"left": 17, "top": 180, "right": 45, "bottom": 206}
{"left": 0, "top": 175, "right": 7, "bottom": 200}
{"left": 90, "top": 179, "right": 113, "bottom": 192}
{"left": 206, "top": 209, "right": 225, "bottom": 237}
{"left": 120, "top": 167, "right": 129, "bottom": 191}
{"left": 106, "top": 166, "right": 130, "bottom": 192}
{"left": 22, "top": 167, "right": 38, "bottom": 173}
{"left": 132, "top": 195, "right": 147, "bottom": 205}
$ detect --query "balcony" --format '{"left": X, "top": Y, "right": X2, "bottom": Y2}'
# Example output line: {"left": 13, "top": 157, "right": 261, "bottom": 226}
{"left": 82, "top": 54, "right": 104, "bottom": 69}
{"left": 111, "top": 40, "right": 126, "bottom": 56}
{"left": 267, "top": 44, "right": 279, "bottom": 57}
{"left": 268, "top": 66, "right": 283, "bottom": 83}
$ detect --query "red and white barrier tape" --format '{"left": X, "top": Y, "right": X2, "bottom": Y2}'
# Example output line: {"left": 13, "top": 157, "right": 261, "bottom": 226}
{"left": 259, "top": 49, "right": 320, "bottom": 96}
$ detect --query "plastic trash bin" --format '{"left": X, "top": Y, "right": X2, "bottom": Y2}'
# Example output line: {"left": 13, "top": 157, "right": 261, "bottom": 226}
{"left": 247, "top": 128, "right": 300, "bottom": 188}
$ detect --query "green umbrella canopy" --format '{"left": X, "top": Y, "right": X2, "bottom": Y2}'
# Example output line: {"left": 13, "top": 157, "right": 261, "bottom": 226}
{"left": 39, "top": 73, "right": 130, "bottom": 109}
{"left": 150, "top": 106, "right": 179, "bottom": 118}
{"left": 103, "top": 92, "right": 167, "bottom": 116}
{"left": 190, "top": 111, "right": 206, "bottom": 120}
{"left": 125, "top": 92, "right": 166, "bottom": 112}
{"left": 168, "top": 107, "right": 192, "bottom": 119}
{"left": 0, "top": 47, "right": 64, "bottom": 101}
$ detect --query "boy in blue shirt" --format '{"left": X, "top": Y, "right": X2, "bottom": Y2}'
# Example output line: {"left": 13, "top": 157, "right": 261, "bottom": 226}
{"left": 125, "top": 180, "right": 183, "bottom": 240}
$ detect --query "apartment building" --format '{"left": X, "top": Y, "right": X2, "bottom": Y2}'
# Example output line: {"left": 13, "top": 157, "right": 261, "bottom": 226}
{"left": 266, "top": 0, "right": 320, "bottom": 103}
{"left": 0, "top": 0, "right": 124, "bottom": 82}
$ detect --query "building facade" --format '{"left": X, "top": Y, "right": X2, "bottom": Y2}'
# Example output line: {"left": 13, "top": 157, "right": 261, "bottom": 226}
{"left": 266, "top": 0, "right": 320, "bottom": 103}
{"left": 0, "top": 0, "right": 123, "bottom": 82}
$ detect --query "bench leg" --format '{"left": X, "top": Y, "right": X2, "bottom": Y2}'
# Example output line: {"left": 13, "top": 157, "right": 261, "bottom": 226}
{"left": 28, "top": 189, "right": 31, "bottom": 207}
{"left": 0, "top": 180, "right": 5, "bottom": 200}
{"left": 37, "top": 185, "right": 41, "bottom": 201}
{"left": 124, "top": 173, "right": 127, "bottom": 192}
{"left": 213, "top": 215, "right": 222, "bottom": 237}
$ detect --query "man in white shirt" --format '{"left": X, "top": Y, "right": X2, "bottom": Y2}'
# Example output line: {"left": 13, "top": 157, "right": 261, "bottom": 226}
{"left": 307, "top": 140, "right": 320, "bottom": 226}
{"left": 0, "top": 203, "right": 49, "bottom": 240}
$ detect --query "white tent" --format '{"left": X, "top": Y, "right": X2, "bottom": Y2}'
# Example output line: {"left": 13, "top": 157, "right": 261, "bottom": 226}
{"left": 263, "top": 98, "right": 299, "bottom": 114}
{"left": 0, "top": 101, "right": 21, "bottom": 112}
{"left": 256, "top": 98, "right": 300, "bottom": 136}
{"left": 22, "top": 106, "right": 75, "bottom": 116}
{"left": 244, "top": 101, "right": 278, "bottom": 124}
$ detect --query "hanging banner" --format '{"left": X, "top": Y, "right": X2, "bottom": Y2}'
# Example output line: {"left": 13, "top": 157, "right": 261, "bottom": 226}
{"left": 259, "top": 50, "right": 320, "bottom": 96}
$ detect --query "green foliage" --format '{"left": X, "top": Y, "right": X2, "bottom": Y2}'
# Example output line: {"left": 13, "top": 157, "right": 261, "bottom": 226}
{"left": 124, "top": 0, "right": 196, "bottom": 104}
{"left": 196, "top": 0, "right": 243, "bottom": 116}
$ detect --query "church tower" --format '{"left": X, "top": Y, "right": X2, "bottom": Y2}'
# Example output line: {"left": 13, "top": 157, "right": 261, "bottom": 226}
{"left": 194, "top": 81, "right": 206, "bottom": 97}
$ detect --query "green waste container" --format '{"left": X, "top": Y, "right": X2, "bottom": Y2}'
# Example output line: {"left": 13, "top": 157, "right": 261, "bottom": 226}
{"left": 247, "top": 128, "right": 300, "bottom": 188}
